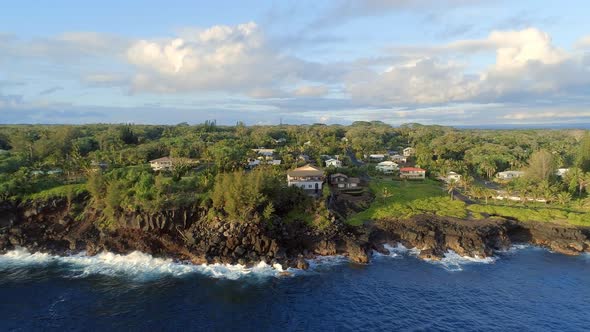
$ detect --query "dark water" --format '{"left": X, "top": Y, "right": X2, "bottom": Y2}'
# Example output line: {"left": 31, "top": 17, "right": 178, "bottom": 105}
{"left": 0, "top": 246, "right": 589, "bottom": 332}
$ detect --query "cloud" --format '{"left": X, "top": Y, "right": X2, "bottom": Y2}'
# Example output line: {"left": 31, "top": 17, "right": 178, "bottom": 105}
{"left": 0, "top": 32, "right": 128, "bottom": 61}
{"left": 575, "top": 35, "right": 590, "bottom": 49}
{"left": 125, "top": 22, "right": 338, "bottom": 95}
{"left": 293, "top": 85, "right": 329, "bottom": 97}
{"left": 308, "top": 0, "right": 481, "bottom": 29}
{"left": 350, "top": 28, "right": 589, "bottom": 106}
{"left": 82, "top": 73, "right": 129, "bottom": 88}
{"left": 38, "top": 86, "right": 63, "bottom": 95}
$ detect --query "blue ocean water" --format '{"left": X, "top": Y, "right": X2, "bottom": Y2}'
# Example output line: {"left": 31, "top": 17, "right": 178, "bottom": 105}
{"left": 0, "top": 246, "right": 588, "bottom": 332}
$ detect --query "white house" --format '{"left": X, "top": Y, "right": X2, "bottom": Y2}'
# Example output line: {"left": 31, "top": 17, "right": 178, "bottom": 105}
{"left": 330, "top": 173, "right": 360, "bottom": 189}
{"left": 287, "top": 164, "right": 325, "bottom": 192}
{"left": 496, "top": 171, "right": 525, "bottom": 180}
{"left": 149, "top": 157, "right": 195, "bottom": 171}
{"left": 442, "top": 171, "right": 462, "bottom": 183}
{"left": 369, "top": 154, "right": 386, "bottom": 162}
{"left": 403, "top": 147, "right": 416, "bottom": 157}
{"left": 391, "top": 154, "right": 407, "bottom": 163}
{"left": 556, "top": 168, "right": 570, "bottom": 177}
{"left": 149, "top": 157, "right": 174, "bottom": 171}
{"left": 400, "top": 167, "right": 426, "bottom": 179}
{"left": 325, "top": 158, "right": 342, "bottom": 168}
{"left": 376, "top": 161, "right": 399, "bottom": 174}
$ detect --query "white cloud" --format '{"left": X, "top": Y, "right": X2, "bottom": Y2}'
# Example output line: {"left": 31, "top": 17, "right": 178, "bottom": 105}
{"left": 293, "top": 85, "right": 329, "bottom": 97}
{"left": 349, "top": 28, "right": 589, "bottom": 106}
{"left": 125, "top": 22, "right": 330, "bottom": 95}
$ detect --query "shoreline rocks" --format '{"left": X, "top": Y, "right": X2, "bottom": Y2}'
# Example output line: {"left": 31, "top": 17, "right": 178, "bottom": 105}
{"left": 0, "top": 198, "right": 589, "bottom": 268}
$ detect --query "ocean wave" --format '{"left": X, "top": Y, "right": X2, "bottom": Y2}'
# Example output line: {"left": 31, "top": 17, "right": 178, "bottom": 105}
{"left": 376, "top": 243, "right": 496, "bottom": 271}
{"left": 0, "top": 248, "right": 293, "bottom": 281}
{"left": 432, "top": 251, "right": 497, "bottom": 272}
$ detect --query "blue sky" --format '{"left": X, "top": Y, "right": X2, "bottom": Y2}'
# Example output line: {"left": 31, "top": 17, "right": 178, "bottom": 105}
{"left": 1, "top": 0, "right": 589, "bottom": 126}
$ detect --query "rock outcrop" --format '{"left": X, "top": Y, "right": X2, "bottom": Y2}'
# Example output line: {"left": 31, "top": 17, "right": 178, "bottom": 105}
{"left": 0, "top": 197, "right": 589, "bottom": 268}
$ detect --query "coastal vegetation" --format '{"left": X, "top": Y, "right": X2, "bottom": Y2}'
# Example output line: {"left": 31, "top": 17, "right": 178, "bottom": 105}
{"left": 0, "top": 122, "right": 589, "bottom": 229}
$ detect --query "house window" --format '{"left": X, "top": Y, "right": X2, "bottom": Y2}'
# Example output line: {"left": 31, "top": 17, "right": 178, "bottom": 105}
{"left": 308, "top": 184, "right": 312, "bottom": 188}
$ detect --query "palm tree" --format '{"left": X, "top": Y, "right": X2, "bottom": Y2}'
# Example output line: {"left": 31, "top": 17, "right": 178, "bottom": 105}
{"left": 480, "top": 160, "right": 497, "bottom": 179}
{"left": 446, "top": 179, "right": 459, "bottom": 200}
{"left": 555, "top": 192, "right": 572, "bottom": 206}
{"left": 459, "top": 175, "right": 474, "bottom": 192}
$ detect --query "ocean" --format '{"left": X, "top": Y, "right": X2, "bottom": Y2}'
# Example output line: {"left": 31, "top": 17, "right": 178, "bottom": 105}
{"left": 0, "top": 245, "right": 588, "bottom": 331}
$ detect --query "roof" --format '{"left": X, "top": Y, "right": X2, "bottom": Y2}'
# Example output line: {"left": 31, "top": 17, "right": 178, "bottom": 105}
{"left": 287, "top": 164, "right": 324, "bottom": 177}
{"left": 403, "top": 147, "right": 415, "bottom": 151}
{"left": 400, "top": 167, "right": 426, "bottom": 172}
{"left": 369, "top": 154, "right": 385, "bottom": 158}
{"left": 326, "top": 158, "right": 340, "bottom": 163}
{"left": 377, "top": 161, "right": 398, "bottom": 166}
{"left": 330, "top": 173, "right": 348, "bottom": 179}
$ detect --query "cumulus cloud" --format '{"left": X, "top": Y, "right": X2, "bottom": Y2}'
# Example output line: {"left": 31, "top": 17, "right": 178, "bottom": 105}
{"left": 125, "top": 22, "right": 334, "bottom": 95}
{"left": 349, "top": 28, "right": 590, "bottom": 106}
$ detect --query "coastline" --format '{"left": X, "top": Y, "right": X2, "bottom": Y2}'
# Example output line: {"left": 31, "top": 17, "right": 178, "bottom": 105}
{"left": 1, "top": 196, "right": 589, "bottom": 271}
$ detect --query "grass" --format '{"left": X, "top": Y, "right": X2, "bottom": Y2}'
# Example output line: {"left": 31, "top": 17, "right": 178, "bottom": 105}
{"left": 347, "top": 178, "right": 467, "bottom": 226}
{"left": 25, "top": 183, "right": 88, "bottom": 201}
{"left": 468, "top": 203, "right": 590, "bottom": 226}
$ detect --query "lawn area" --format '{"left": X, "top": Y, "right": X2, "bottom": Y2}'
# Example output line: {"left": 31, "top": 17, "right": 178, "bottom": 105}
{"left": 467, "top": 203, "right": 590, "bottom": 226}
{"left": 346, "top": 178, "right": 467, "bottom": 226}
{"left": 25, "top": 183, "right": 88, "bottom": 201}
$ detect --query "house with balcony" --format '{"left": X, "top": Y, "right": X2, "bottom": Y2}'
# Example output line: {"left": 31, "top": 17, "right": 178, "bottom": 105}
{"left": 287, "top": 164, "right": 325, "bottom": 193}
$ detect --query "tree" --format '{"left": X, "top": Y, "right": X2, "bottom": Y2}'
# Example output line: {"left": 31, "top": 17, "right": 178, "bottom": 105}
{"left": 575, "top": 133, "right": 590, "bottom": 172}
{"left": 555, "top": 192, "right": 572, "bottom": 206}
{"left": 526, "top": 149, "right": 556, "bottom": 182}
{"left": 480, "top": 160, "right": 497, "bottom": 179}
{"left": 445, "top": 179, "right": 459, "bottom": 200}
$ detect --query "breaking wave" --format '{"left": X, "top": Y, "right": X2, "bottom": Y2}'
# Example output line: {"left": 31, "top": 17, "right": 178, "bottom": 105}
{"left": 376, "top": 243, "right": 496, "bottom": 271}
{"left": 0, "top": 248, "right": 293, "bottom": 281}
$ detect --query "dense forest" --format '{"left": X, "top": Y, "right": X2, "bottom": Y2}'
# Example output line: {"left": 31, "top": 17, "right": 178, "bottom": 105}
{"left": 1, "top": 121, "right": 589, "bottom": 228}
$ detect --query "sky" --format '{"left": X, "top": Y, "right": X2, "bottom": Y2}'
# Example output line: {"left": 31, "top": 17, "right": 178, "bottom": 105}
{"left": 0, "top": 0, "right": 589, "bottom": 126}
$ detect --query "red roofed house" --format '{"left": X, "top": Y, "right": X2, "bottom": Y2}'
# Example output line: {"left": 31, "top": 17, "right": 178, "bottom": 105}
{"left": 400, "top": 167, "right": 426, "bottom": 180}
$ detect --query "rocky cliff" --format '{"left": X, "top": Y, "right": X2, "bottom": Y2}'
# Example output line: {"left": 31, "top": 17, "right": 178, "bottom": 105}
{"left": 0, "top": 198, "right": 589, "bottom": 268}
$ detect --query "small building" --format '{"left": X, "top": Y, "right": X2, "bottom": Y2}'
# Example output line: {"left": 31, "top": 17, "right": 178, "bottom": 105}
{"left": 149, "top": 156, "right": 174, "bottom": 171}
{"left": 252, "top": 148, "right": 276, "bottom": 160}
{"left": 330, "top": 173, "right": 360, "bottom": 190}
{"left": 149, "top": 157, "right": 195, "bottom": 171}
{"left": 325, "top": 158, "right": 342, "bottom": 168}
{"left": 369, "top": 154, "right": 386, "bottom": 162}
{"left": 376, "top": 161, "right": 399, "bottom": 174}
{"left": 556, "top": 168, "right": 570, "bottom": 177}
{"left": 403, "top": 147, "right": 416, "bottom": 157}
{"left": 390, "top": 154, "right": 407, "bottom": 163}
{"left": 287, "top": 164, "right": 325, "bottom": 192}
{"left": 441, "top": 171, "right": 462, "bottom": 183}
{"left": 496, "top": 171, "right": 525, "bottom": 180}
{"left": 400, "top": 167, "right": 426, "bottom": 180}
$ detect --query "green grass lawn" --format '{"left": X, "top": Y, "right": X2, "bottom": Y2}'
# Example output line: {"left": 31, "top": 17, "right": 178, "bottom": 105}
{"left": 467, "top": 203, "right": 590, "bottom": 226}
{"left": 347, "top": 178, "right": 467, "bottom": 226}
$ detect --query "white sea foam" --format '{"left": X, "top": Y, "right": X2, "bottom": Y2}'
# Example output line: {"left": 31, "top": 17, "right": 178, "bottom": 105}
{"left": 432, "top": 250, "right": 497, "bottom": 272}
{"left": 375, "top": 243, "right": 496, "bottom": 271}
{"left": 0, "top": 248, "right": 294, "bottom": 281}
